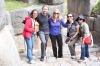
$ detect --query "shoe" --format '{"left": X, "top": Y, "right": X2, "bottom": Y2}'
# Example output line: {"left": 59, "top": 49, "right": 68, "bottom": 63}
{"left": 40, "top": 57, "right": 44, "bottom": 61}
{"left": 71, "top": 56, "right": 76, "bottom": 59}
{"left": 29, "top": 60, "right": 36, "bottom": 64}
{"left": 78, "top": 59, "right": 83, "bottom": 63}
{"left": 58, "top": 56, "right": 63, "bottom": 58}
{"left": 33, "top": 56, "right": 36, "bottom": 60}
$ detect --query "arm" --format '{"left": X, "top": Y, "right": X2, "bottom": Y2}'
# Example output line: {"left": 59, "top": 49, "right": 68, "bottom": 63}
{"left": 24, "top": 19, "right": 35, "bottom": 33}
{"left": 61, "top": 19, "right": 68, "bottom": 28}
{"left": 82, "top": 23, "right": 90, "bottom": 44}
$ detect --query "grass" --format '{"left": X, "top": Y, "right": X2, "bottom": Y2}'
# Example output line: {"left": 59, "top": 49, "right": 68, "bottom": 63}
{"left": 5, "top": 0, "right": 41, "bottom": 11}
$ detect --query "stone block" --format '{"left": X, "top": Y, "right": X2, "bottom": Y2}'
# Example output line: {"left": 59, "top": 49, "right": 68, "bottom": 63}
{"left": 5, "top": 11, "right": 12, "bottom": 25}
{"left": 86, "top": 17, "right": 95, "bottom": 31}
{"left": 6, "top": 25, "right": 14, "bottom": 36}
{"left": 0, "top": 26, "right": 21, "bottom": 66}
{"left": 67, "top": 0, "right": 99, "bottom": 16}
{"left": 91, "top": 31, "right": 100, "bottom": 44}
{"left": 39, "top": 0, "right": 64, "bottom": 5}
{"left": 0, "top": 0, "right": 6, "bottom": 31}
{"left": 94, "top": 15, "right": 100, "bottom": 32}
{"left": 10, "top": 8, "right": 28, "bottom": 35}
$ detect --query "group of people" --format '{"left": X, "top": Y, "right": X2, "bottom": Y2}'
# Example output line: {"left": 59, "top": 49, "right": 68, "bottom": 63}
{"left": 22, "top": 5, "right": 92, "bottom": 64}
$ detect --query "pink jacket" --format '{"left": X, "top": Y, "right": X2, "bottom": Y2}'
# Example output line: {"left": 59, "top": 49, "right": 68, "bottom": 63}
{"left": 22, "top": 17, "right": 35, "bottom": 39}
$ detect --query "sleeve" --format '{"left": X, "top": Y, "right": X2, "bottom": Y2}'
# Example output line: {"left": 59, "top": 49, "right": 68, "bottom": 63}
{"left": 24, "top": 19, "right": 35, "bottom": 33}
{"left": 61, "top": 19, "right": 68, "bottom": 28}
{"left": 83, "top": 23, "right": 90, "bottom": 38}
{"left": 75, "top": 21, "right": 79, "bottom": 26}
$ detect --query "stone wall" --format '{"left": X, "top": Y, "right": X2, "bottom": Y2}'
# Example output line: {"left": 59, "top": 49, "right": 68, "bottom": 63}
{"left": 67, "top": 0, "right": 100, "bottom": 44}
{"left": 0, "top": 0, "right": 6, "bottom": 31}
{"left": 39, "top": 0, "right": 64, "bottom": 5}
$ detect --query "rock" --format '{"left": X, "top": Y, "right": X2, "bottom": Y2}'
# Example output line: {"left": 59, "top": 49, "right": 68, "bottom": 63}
{"left": 98, "top": 57, "right": 100, "bottom": 60}
{"left": 39, "top": 0, "right": 64, "bottom": 5}
{"left": 22, "top": 0, "right": 38, "bottom": 4}
{"left": 0, "top": 0, "right": 6, "bottom": 31}
{"left": 10, "top": 8, "right": 28, "bottom": 35}
{"left": 67, "top": 0, "right": 99, "bottom": 16}
{"left": 86, "top": 61, "right": 100, "bottom": 66}
{"left": 5, "top": 11, "right": 12, "bottom": 25}
{"left": 94, "top": 15, "right": 100, "bottom": 32}
{"left": 91, "top": 31, "right": 100, "bottom": 44}
{"left": 90, "top": 55, "right": 98, "bottom": 61}
{"left": 14, "top": 35, "right": 26, "bottom": 52}
{"left": 86, "top": 17, "right": 95, "bottom": 31}
{"left": 0, "top": 26, "right": 21, "bottom": 66}
{"left": 45, "top": 57, "right": 56, "bottom": 63}
{"left": 6, "top": 25, "right": 14, "bottom": 36}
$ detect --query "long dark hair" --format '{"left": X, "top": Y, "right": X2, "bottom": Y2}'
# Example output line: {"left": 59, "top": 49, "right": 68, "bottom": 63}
{"left": 30, "top": 9, "right": 38, "bottom": 20}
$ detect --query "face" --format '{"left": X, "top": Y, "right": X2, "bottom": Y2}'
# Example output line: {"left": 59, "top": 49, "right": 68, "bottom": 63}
{"left": 32, "top": 11, "right": 38, "bottom": 19}
{"left": 67, "top": 14, "right": 73, "bottom": 22}
{"left": 78, "top": 18, "right": 83, "bottom": 24}
{"left": 42, "top": 6, "right": 49, "bottom": 15}
{"left": 53, "top": 10, "right": 60, "bottom": 18}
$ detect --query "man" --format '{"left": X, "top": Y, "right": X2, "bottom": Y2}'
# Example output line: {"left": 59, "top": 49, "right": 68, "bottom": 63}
{"left": 37, "top": 5, "right": 50, "bottom": 61}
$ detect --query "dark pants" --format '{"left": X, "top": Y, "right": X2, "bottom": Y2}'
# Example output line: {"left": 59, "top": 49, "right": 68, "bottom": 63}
{"left": 80, "top": 44, "right": 89, "bottom": 60}
{"left": 50, "top": 34, "right": 63, "bottom": 58}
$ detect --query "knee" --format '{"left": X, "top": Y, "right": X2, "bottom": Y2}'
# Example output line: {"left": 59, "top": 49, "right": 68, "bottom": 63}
{"left": 42, "top": 41, "right": 46, "bottom": 45}
{"left": 68, "top": 44, "right": 73, "bottom": 47}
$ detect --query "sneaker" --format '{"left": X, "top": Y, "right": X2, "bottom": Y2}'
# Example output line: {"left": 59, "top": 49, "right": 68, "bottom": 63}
{"left": 78, "top": 59, "right": 83, "bottom": 63}
{"left": 29, "top": 60, "right": 36, "bottom": 64}
{"left": 33, "top": 56, "right": 36, "bottom": 60}
{"left": 71, "top": 56, "right": 76, "bottom": 59}
{"left": 40, "top": 57, "right": 44, "bottom": 61}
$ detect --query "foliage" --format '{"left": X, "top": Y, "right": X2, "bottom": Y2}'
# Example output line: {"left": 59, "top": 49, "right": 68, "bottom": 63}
{"left": 92, "top": 0, "right": 100, "bottom": 13}
{"left": 5, "top": 0, "right": 41, "bottom": 11}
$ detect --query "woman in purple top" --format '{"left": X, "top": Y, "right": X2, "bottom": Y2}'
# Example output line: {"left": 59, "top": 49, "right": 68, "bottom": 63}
{"left": 49, "top": 9, "right": 67, "bottom": 58}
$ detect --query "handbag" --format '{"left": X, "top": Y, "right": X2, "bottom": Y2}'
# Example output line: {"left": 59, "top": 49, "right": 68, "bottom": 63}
{"left": 84, "top": 35, "right": 91, "bottom": 44}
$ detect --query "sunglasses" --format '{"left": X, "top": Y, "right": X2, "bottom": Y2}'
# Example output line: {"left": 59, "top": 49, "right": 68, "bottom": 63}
{"left": 67, "top": 16, "right": 73, "bottom": 18}
{"left": 54, "top": 13, "right": 59, "bottom": 14}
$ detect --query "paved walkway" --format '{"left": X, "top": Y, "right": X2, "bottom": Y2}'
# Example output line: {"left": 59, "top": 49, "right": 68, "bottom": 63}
{"left": 20, "top": 43, "right": 100, "bottom": 66}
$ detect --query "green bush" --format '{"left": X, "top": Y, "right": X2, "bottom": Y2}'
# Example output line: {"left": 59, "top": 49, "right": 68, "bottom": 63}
{"left": 92, "top": 0, "right": 100, "bottom": 13}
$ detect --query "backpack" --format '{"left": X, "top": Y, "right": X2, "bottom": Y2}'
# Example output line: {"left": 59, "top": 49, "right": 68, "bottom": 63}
{"left": 22, "top": 20, "right": 26, "bottom": 24}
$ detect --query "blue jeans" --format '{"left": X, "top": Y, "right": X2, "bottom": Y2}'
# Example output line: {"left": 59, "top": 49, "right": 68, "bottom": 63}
{"left": 24, "top": 33, "right": 34, "bottom": 61}
{"left": 80, "top": 44, "right": 89, "bottom": 60}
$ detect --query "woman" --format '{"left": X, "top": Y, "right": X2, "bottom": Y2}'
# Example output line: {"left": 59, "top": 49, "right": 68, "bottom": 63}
{"left": 49, "top": 9, "right": 67, "bottom": 58}
{"left": 22, "top": 9, "right": 38, "bottom": 64}
{"left": 66, "top": 13, "right": 79, "bottom": 59}
{"left": 77, "top": 14, "right": 91, "bottom": 62}
{"left": 37, "top": 5, "right": 50, "bottom": 61}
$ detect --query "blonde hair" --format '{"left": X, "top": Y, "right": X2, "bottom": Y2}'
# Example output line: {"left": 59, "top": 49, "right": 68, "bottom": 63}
{"left": 52, "top": 9, "right": 61, "bottom": 20}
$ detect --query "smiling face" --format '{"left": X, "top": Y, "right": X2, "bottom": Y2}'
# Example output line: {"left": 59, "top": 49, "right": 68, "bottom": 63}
{"left": 42, "top": 6, "right": 49, "bottom": 15}
{"left": 67, "top": 13, "right": 73, "bottom": 22}
{"left": 32, "top": 11, "right": 38, "bottom": 19}
{"left": 78, "top": 18, "right": 84, "bottom": 25}
{"left": 53, "top": 9, "right": 60, "bottom": 19}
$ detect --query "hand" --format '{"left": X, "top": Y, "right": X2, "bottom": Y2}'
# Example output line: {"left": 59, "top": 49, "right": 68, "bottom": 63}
{"left": 35, "top": 28, "right": 39, "bottom": 32}
{"left": 70, "top": 37, "right": 74, "bottom": 41}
